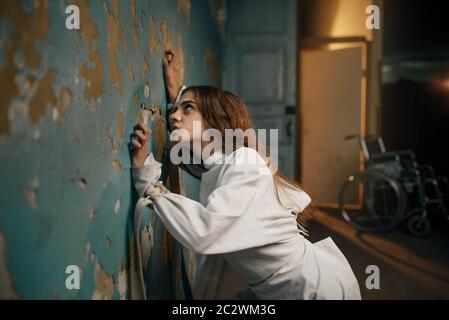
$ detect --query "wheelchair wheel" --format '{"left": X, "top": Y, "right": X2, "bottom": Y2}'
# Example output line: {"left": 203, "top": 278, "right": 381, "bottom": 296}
{"left": 407, "top": 215, "right": 431, "bottom": 237}
{"left": 339, "top": 170, "right": 406, "bottom": 232}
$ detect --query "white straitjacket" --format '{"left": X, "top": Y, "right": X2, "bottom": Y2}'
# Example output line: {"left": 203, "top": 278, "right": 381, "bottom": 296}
{"left": 132, "top": 146, "right": 361, "bottom": 300}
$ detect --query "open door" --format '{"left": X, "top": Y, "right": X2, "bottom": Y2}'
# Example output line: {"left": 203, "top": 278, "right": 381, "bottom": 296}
{"left": 300, "top": 43, "right": 367, "bottom": 207}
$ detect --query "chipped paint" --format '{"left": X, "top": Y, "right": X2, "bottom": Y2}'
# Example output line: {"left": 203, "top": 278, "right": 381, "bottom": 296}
{"left": 88, "top": 208, "right": 96, "bottom": 221}
{"left": 112, "top": 159, "right": 122, "bottom": 172}
{"left": 0, "top": 1, "right": 50, "bottom": 70}
{"left": 177, "top": 0, "right": 184, "bottom": 14}
{"left": 160, "top": 17, "right": 173, "bottom": 49}
{"left": 143, "top": 83, "right": 150, "bottom": 98}
{"left": 92, "top": 259, "right": 114, "bottom": 300}
{"left": 105, "top": 236, "right": 112, "bottom": 249}
{"left": 105, "top": 0, "right": 123, "bottom": 96}
{"left": 28, "top": 71, "right": 56, "bottom": 124}
{"left": 177, "top": 0, "right": 192, "bottom": 27}
{"left": 127, "top": 67, "right": 135, "bottom": 81}
{"left": 0, "top": 40, "right": 19, "bottom": 137}
{"left": 0, "top": 0, "right": 220, "bottom": 300}
{"left": 185, "top": 1, "right": 192, "bottom": 27}
{"left": 143, "top": 57, "right": 150, "bottom": 74}
{"left": 132, "top": 94, "right": 141, "bottom": 121}
{"left": 130, "top": 0, "right": 139, "bottom": 50}
{"left": 108, "top": 111, "right": 125, "bottom": 154}
{"left": 107, "top": 136, "right": 120, "bottom": 154}
{"left": 116, "top": 111, "right": 125, "bottom": 142}
{"left": 76, "top": 178, "right": 87, "bottom": 189}
{"left": 114, "top": 198, "right": 121, "bottom": 214}
{"left": 24, "top": 177, "right": 39, "bottom": 210}
{"left": 150, "top": 16, "right": 159, "bottom": 54}
{"left": 116, "top": 260, "right": 127, "bottom": 300}
{"left": 53, "top": 88, "right": 72, "bottom": 125}
{"left": 0, "top": 231, "right": 19, "bottom": 299}
{"left": 174, "top": 34, "right": 186, "bottom": 89}
{"left": 76, "top": 0, "right": 104, "bottom": 100}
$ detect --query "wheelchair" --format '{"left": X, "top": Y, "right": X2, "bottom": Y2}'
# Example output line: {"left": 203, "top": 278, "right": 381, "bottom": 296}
{"left": 339, "top": 134, "right": 449, "bottom": 236}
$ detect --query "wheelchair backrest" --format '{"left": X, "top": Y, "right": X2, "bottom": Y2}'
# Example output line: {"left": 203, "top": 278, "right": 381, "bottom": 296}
{"left": 360, "top": 136, "right": 386, "bottom": 161}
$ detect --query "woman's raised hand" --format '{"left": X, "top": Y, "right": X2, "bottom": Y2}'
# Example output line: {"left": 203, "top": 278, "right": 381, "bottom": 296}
{"left": 130, "top": 123, "right": 152, "bottom": 167}
{"left": 163, "top": 49, "right": 183, "bottom": 103}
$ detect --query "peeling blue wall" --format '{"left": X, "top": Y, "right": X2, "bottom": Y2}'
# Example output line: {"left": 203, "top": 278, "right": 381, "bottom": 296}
{"left": 0, "top": 0, "right": 222, "bottom": 299}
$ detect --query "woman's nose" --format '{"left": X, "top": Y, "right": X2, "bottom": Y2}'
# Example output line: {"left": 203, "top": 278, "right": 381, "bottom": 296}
{"left": 169, "top": 109, "right": 181, "bottom": 124}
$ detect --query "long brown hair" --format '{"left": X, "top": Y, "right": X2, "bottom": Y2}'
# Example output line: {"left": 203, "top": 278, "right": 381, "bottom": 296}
{"left": 175, "top": 85, "right": 315, "bottom": 231}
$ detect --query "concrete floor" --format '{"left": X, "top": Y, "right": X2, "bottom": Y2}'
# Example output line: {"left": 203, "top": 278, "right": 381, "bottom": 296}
{"left": 201, "top": 209, "right": 449, "bottom": 300}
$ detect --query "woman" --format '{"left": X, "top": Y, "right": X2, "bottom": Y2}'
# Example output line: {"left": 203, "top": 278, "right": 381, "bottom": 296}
{"left": 129, "top": 50, "right": 361, "bottom": 300}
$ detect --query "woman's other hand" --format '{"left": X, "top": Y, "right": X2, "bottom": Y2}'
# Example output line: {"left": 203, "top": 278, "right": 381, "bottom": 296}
{"left": 163, "top": 49, "right": 183, "bottom": 103}
{"left": 130, "top": 123, "right": 152, "bottom": 167}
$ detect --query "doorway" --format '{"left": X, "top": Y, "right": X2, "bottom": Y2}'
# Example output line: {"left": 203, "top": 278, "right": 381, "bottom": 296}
{"left": 299, "top": 39, "right": 368, "bottom": 207}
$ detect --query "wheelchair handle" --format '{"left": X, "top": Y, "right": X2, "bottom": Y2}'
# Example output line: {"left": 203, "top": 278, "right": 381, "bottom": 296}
{"left": 344, "top": 134, "right": 376, "bottom": 141}
{"left": 344, "top": 134, "right": 359, "bottom": 141}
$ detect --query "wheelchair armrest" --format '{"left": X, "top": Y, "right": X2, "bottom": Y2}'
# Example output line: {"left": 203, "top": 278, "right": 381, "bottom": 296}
{"left": 370, "top": 153, "right": 400, "bottom": 163}
{"left": 381, "top": 150, "right": 417, "bottom": 168}
{"left": 394, "top": 150, "right": 416, "bottom": 160}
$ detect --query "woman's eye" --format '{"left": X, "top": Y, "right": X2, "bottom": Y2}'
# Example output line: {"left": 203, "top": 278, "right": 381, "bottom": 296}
{"left": 183, "top": 105, "right": 192, "bottom": 113}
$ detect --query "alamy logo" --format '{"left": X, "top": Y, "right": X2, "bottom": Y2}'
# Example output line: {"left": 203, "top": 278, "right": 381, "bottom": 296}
{"left": 366, "top": 5, "right": 380, "bottom": 30}
{"left": 65, "top": 265, "right": 80, "bottom": 290}
{"left": 365, "top": 265, "right": 380, "bottom": 290}
{"left": 65, "top": 5, "right": 80, "bottom": 30}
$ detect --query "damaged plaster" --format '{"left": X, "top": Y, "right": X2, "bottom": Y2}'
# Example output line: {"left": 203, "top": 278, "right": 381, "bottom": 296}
{"left": 0, "top": 0, "right": 51, "bottom": 136}
{"left": 130, "top": 0, "right": 139, "bottom": 50}
{"left": 76, "top": 0, "right": 104, "bottom": 101}
{"left": 0, "top": 40, "right": 19, "bottom": 137}
{"left": 105, "top": 0, "right": 123, "bottom": 97}
{"left": 28, "top": 71, "right": 56, "bottom": 124}
{"left": 92, "top": 259, "right": 114, "bottom": 300}
{"left": 24, "top": 177, "right": 39, "bottom": 210}
{"left": 116, "top": 260, "right": 127, "bottom": 300}
{"left": 0, "top": 231, "right": 19, "bottom": 299}
{"left": 150, "top": 16, "right": 159, "bottom": 54}
{"left": 177, "top": 0, "right": 192, "bottom": 27}
{"left": 0, "top": 0, "right": 222, "bottom": 300}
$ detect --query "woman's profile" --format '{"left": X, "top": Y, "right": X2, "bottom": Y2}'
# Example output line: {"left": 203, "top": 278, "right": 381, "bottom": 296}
{"left": 129, "top": 50, "right": 361, "bottom": 300}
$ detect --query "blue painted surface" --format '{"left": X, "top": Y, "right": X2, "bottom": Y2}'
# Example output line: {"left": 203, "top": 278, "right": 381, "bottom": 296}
{"left": 0, "top": 0, "right": 222, "bottom": 299}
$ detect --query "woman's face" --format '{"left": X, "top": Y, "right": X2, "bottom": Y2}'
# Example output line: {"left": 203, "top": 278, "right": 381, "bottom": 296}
{"left": 169, "top": 90, "right": 206, "bottom": 142}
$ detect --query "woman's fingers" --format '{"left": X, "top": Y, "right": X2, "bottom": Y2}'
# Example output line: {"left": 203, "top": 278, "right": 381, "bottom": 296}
{"left": 163, "top": 50, "right": 179, "bottom": 70}
{"left": 135, "top": 123, "right": 152, "bottom": 138}
{"left": 165, "top": 50, "right": 174, "bottom": 62}
{"left": 130, "top": 139, "right": 142, "bottom": 149}
{"left": 133, "top": 130, "right": 147, "bottom": 142}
